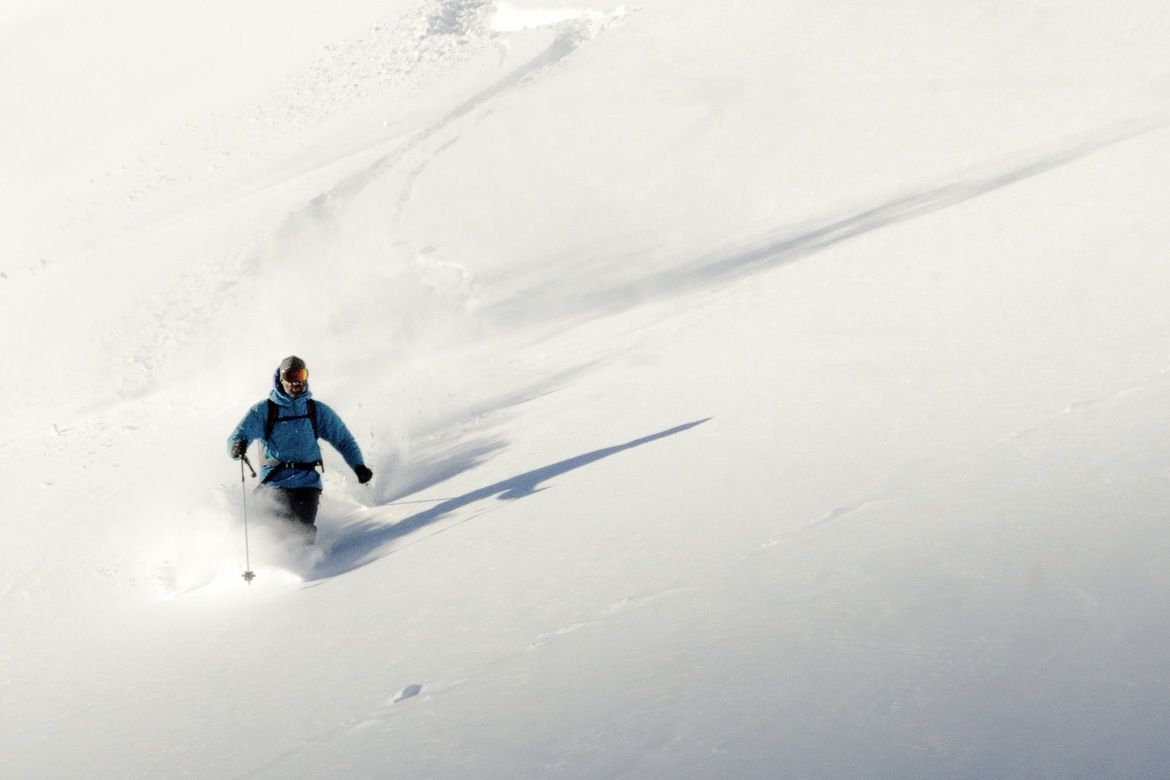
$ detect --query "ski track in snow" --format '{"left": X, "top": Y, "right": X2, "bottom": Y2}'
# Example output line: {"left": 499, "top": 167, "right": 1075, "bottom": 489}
{"left": 755, "top": 499, "right": 895, "bottom": 551}
{"left": 527, "top": 588, "right": 693, "bottom": 650}
{"left": 391, "top": 2, "right": 636, "bottom": 219}
{"left": 65, "top": 3, "right": 1153, "bottom": 422}
{"left": 244, "top": 587, "right": 691, "bottom": 775}
{"left": 556, "top": 117, "right": 1170, "bottom": 323}
{"left": 987, "top": 364, "right": 1170, "bottom": 451}
{"left": 56, "top": 0, "right": 500, "bottom": 242}
{"left": 98, "top": 1, "right": 635, "bottom": 404}
{"left": 307, "top": 3, "right": 633, "bottom": 229}
{"left": 761, "top": 362, "right": 1170, "bottom": 553}
{"left": 806, "top": 499, "right": 893, "bottom": 530}
{"left": 241, "top": 678, "right": 470, "bottom": 777}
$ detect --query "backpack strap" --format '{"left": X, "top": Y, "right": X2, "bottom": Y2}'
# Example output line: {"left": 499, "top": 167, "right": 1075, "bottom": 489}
{"left": 264, "top": 399, "right": 320, "bottom": 440}
{"left": 259, "top": 460, "right": 323, "bottom": 485}
{"left": 264, "top": 399, "right": 279, "bottom": 440}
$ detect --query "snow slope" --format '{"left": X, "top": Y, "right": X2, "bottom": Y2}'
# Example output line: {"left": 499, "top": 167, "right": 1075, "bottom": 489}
{"left": 4, "top": 0, "right": 1170, "bottom": 776}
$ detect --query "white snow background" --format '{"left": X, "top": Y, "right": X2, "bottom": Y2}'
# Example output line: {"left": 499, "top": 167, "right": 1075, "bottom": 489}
{"left": 3, "top": 0, "right": 1170, "bottom": 777}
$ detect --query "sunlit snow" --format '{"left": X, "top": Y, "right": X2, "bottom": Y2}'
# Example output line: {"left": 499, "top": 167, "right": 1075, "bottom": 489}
{"left": 3, "top": 0, "right": 1170, "bottom": 777}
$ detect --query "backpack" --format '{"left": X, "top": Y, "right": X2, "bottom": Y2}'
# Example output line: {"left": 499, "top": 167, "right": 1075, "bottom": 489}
{"left": 264, "top": 398, "right": 319, "bottom": 441}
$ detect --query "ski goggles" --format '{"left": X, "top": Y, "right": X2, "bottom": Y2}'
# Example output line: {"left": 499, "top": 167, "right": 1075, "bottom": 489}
{"left": 282, "top": 367, "right": 309, "bottom": 383}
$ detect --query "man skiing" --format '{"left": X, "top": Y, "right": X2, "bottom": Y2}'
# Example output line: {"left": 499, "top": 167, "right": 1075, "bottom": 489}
{"left": 227, "top": 355, "right": 373, "bottom": 542}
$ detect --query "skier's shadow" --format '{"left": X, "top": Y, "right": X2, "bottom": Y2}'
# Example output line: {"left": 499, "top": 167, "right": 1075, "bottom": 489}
{"left": 309, "top": 418, "right": 710, "bottom": 580}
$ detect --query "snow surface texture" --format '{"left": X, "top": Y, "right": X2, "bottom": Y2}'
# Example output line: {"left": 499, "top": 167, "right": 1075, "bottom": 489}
{"left": 4, "top": 0, "right": 1170, "bottom": 777}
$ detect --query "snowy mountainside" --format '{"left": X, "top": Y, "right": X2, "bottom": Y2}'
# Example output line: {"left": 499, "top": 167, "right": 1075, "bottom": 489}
{"left": 4, "top": 0, "right": 1170, "bottom": 777}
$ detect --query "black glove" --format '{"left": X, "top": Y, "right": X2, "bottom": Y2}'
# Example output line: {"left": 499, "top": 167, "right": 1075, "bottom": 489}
{"left": 354, "top": 464, "right": 373, "bottom": 484}
{"left": 230, "top": 439, "right": 248, "bottom": 460}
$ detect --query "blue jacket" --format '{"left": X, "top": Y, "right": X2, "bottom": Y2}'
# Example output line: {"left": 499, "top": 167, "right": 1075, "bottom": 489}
{"left": 227, "top": 371, "right": 365, "bottom": 489}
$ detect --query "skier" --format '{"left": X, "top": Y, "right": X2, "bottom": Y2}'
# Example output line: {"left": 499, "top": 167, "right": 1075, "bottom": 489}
{"left": 227, "top": 356, "right": 373, "bottom": 543}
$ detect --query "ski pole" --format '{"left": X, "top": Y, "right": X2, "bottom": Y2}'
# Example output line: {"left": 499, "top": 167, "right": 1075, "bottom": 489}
{"left": 240, "top": 454, "right": 256, "bottom": 583}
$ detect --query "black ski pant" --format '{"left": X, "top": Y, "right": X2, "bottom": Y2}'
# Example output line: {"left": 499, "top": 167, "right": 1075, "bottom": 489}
{"left": 272, "top": 487, "right": 321, "bottom": 543}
